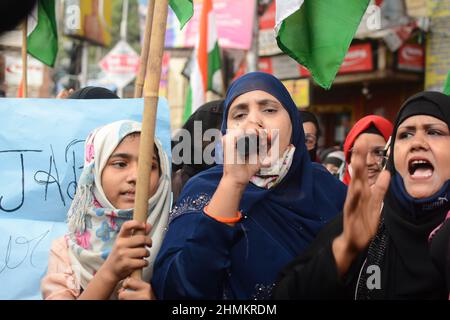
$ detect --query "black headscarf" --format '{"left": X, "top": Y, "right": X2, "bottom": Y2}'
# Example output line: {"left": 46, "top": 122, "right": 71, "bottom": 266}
{"left": 0, "top": 0, "right": 37, "bottom": 34}
{"left": 172, "top": 100, "right": 224, "bottom": 176}
{"left": 300, "top": 110, "right": 320, "bottom": 162}
{"left": 357, "top": 91, "right": 450, "bottom": 299}
{"left": 361, "top": 123, "right": 383, "bottom": 136}
{"left": 68, "top": 86, "right": 119, "bottom": 99}
{"left": 387, "top": 91, "right": 450, "bottom": 174}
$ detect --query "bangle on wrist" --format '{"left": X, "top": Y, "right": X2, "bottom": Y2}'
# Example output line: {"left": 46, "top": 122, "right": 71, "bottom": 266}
{"left": 203, "top": 205, "right": 242, "bottom": 224}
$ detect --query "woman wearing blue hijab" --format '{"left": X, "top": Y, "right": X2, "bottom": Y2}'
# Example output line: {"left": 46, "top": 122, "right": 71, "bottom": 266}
{"left": 152, "top": 72, "right": 347, "bottom": 299}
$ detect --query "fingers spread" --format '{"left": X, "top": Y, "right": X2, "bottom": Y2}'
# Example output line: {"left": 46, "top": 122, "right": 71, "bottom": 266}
{"left": 350, "top": 143, "right": 369, "bottom": 184}
{"left": 370, "top": 170, "right": 391, "bottom": 210}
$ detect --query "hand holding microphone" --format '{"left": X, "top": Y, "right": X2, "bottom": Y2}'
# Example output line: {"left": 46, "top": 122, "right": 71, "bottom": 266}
{"left": 221, "top": 128, "right": 279, "bottom": 187}
{"left": 236, "top": 134, "right": 259, "bottom": 157}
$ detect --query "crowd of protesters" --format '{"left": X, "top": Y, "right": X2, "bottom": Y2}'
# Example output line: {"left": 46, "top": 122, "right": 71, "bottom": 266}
{"left": 1, "top": 5, "right": 449, "bottom": 300}
{"left": 35, "top": 73, "right": 450, "bottom": 300}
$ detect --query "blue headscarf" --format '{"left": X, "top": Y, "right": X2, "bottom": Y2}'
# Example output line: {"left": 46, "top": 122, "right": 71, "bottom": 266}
{"left": 180, "top": 72, "right": 347, "bottom": 254}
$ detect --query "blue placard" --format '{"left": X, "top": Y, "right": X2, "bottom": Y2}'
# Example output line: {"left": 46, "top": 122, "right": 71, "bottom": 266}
{"left": 0, "top": 98, "right": 171, "bottom": 299}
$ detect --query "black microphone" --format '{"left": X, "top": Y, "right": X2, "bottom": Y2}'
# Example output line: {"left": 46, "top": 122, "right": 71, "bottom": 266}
{"left": 236, "top": 134, "right": 259, "bottom": 157}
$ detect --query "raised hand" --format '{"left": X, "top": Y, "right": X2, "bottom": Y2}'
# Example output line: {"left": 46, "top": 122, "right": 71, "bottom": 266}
{"left": 333, "top": 143, "right": 391, "bottom": 276}
{"left": 222, "top": 128, "right": 277, "bottom": 188}
{"left": 206, "top": 129, "right": 277, "bottom": 225}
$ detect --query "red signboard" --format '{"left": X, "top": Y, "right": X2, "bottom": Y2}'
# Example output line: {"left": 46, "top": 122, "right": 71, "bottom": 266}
{"left": 397, "top": 43, "right": 424, "bottom": 72}
{"left": 258, "top": 57, "right": 272, "bottom": 74}
{"left": 338, "top": 43, "right": 373, "bottom": 74}
{"left": 259, "top": 43, "right": 373, "bottom": 80}
{"left": 259, "top": 1, "right": 276, "bottom": 30}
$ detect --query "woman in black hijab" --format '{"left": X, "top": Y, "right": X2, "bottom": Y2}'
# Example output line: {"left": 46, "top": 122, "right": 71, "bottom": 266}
{"left": 274, "top": 91, "right": 450, "bottom": 299}
{"left": 171, "top": 100, "right": 224, "bottom": 203}
{"left": 0, "top": 0, "right": 37, "bottom": 34}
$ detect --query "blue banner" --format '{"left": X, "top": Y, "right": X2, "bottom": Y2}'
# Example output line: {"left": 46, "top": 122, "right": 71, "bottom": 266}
{"left": 0, "top": 98, "right": 171, "bottom": 299}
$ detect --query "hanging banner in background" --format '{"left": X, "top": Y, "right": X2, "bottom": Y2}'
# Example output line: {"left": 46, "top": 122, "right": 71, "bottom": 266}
{"left": 259, "top": 43, "right": 374, "bottom": 79}
{"left": 98, "top": 40, "right": 140, "bottom": 89}
{"left": 338, "top": 43, "right": 374, "bottom": 74}
{"left": 4, "top": 54, "right": 44, "bottom": 86}
{"left": 425, "top": 0, "right": 450, "bottom": 91}
{"left": 258, "top": 1, "right": 282, "bottom": 56}
{"left": 282, "top": 79, "right": 310, "bottom": 108}
{"left": 64, "top": 0, "right": 112, "bottom": 47}
{"left": 405, "top": 0, "right": 428, "bottom": 17}
{"left": 397, "top": 43, "right": 424, "bottom": 72}
{"left": 164, "top": 0, "right": 255, "bottom": 49}
{"left": 259, "top": 56, "right": 310, "bottom": 80}
{"left": 0, "top": 98, "right": 171, "bottom": 300}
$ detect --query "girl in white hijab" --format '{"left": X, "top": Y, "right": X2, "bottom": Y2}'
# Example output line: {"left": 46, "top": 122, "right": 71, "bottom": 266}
{"left": 41, "top": 120, "right": 171, "bottom": 299}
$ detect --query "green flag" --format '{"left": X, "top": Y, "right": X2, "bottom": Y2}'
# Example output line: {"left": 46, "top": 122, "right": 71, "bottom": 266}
{"left": 276, "top": 0, "right": 370, "bottom": 89}
{"left": 443, "top": 71, "right": 450, "bottom": 96}
{"left": 27, "top": 0, "right": 58, "bottom": 67}
{"left": 169, "top": 0, "right": 194, "bottom": 29}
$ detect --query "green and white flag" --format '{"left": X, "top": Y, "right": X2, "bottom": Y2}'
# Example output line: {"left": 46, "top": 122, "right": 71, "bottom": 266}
{"left": 275, "top": 0, "right": 370, "bottom": 89}
{"left": 169, "top": 0, "right": 194, "bottom": 29}
{"left": 27, "top": 0, "right": 58, "bottom": 67}
{"left": 183, "top": 0, "right": 222, "bottom": 122}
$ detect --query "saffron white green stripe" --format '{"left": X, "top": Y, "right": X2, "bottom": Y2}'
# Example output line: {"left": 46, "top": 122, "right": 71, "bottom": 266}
{"left": 184, "top": 0, "right": 222, "bottom": 122}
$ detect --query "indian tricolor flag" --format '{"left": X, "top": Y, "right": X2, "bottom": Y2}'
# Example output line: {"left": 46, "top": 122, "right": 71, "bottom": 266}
{"left": 183, "top": 0, "right": 223, "bottom": 122}
{"left": 275, "top": 0, "right": 370, "bottom": 89}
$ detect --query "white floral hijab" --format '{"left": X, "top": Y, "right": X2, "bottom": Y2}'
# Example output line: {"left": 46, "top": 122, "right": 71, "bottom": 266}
{"left": 66, "top": 120, "right": 171, "bottom": 291}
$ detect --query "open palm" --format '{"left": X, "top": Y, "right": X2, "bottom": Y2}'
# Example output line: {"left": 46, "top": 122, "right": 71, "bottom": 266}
{"left": 342, "top": 144, "right": 391, "bottom": 252}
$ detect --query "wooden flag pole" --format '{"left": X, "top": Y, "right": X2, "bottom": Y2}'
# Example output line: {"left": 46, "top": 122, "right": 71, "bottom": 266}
{"left": 131, "top": 0, "right": 169, "bottom": 280}
{"left": 21, "top": 19, "right": 28, "bottom": 98}
{"left": 134, "top": 0, "right": 155, "bottom": 98}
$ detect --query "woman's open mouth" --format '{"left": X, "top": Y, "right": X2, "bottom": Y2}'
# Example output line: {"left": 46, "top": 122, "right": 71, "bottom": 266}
{"left": 408, "top": 158, "right": 434, "bottom": 179}
{"left": 120, "top": 191, "right": 136, "bottom": 200}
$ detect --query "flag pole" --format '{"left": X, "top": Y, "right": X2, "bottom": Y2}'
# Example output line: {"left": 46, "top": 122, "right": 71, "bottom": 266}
{"left": 21, "top": 19, "right": 28, "bottom": 98}
{"left": 131, "top": 0, "right": 169, "bottom": 280}
{"left": 134, "top": 0, "right": 155, "bottom": 98}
